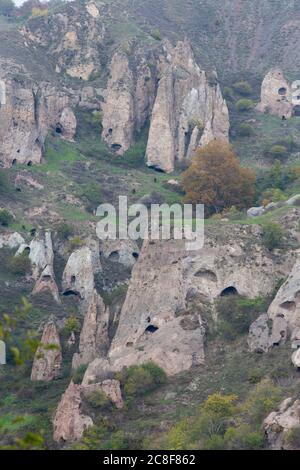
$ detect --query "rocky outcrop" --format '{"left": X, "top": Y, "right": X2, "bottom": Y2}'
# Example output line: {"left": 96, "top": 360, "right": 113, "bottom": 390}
{"left": 53, "top": 381, "right": 93, "bottom": 442}
{"left": 146, "top": 40, "right": 229, "bottom": 172}
{"left": 268, "top": 255, "right": 300, "bottom": 337}
{"left": 100, "top": 239, "right": 140, "bottom": 267}
{"left": 0, "top": 232, "right": 25, "bottom": 249}
{"left": 62, "top": 246, "right": 98, "bottom": 303}
{"left": 31, "top": 321, "right": 62, "bottom": 382}
{"left": 101, "top": 39, "right": 229, "bottom": 171}
{"left": 0, "top": 70, "right": 77, "bottom": 167}
{"left": 247, "top": 314, "right": 270, "bottom": 353}
{"left": 18, "top": 231, "right": 60, "bottom": 302}
{"left": 256, "top": 68, "right": 300, "bottom": 119}
{"left": 263, "top": 398, "right": 300, "bottom": 450}
{"left": 72, "top": 290, "right": 110, "bottom": 369}
{"left": 83, "top": 225, "right": 292, "bottom": 380}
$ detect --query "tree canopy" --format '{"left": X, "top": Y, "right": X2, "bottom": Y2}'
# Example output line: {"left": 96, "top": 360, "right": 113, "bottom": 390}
{"left": 181, "top": 140, "right": 255, "bottom": 215}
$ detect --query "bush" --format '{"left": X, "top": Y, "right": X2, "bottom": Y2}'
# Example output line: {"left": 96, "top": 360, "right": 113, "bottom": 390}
{"left": 237, "top": 123, "right": 255, "bottom": 137}
{"left": 236, "top": 99, "right": 254, "bottom": 112}
{"left": 8, "top": 253, "right": 31, "bottom": 276}
{"left": 0, "top": 209, "right": 13, "bottom": 226}
{"left": 78, "top": 182, "right": 102, "bottom": 213}
{"left": 121, "top": 362, "right": 167, "bottom": 398}
{"left": 262, "top": 222, "right": 284, "bottom": 250}
{"left": 56, "top": 222, "right": 74, "bottom": 240}
{"left": 242, "top": 379, "right": 282, "bottom": 426}
{"left": 261, "top": 188, "right": 287, "bottom": 205}
{"left": 68, "top": 236, "right": 84, "bottom": 251}
{"left": 64, "top": 316, "right": 81, "bottom": 335}
{"left": 85, "top": 390, "right": 111, "bottom": 410}
{"left": 269, "top": 145, "right": 288, "bottom": 159}
{"left": 123, "top": 141, "right": 146, "bottom": 167}
{"left": 150, "top": 29, "right": 162, "bottom": 40}
{"left": 72, "top": 364, "right": 88, "bottom": 384}
{"left": 217, "top": 296, "right": 267, "bottom": 341}
{"left": 233, "top": 81, "right": 253, "bottom": 96}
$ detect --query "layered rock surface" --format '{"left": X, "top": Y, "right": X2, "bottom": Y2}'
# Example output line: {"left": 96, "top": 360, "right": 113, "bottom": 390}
{"left": 31, "top": 321, "right": 62, "bottom": 382}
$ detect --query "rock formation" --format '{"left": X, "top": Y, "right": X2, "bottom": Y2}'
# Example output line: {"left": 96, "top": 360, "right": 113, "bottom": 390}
{"left": 247, "top": 314, "right": 270, "bottom": 353}
{"left": 62, "top": 246, "right": 97, "bottom": 303}
{"left": 101, "top": 39, "right": 229, "bottom": 171}
{"left": 100, "top": 239, "right": 140, "bottom": 267}
{"left": 53, "top": 381, "right": 93, "bottom": 442}
{"left": 264, "top": 398, "right": 300, "bottom": 450}
{"left": 145, "top": 40, "right": 229, "bottom": 172}
{"left": 82, "top": 379, "right": 123, "bottom": 409}
{"left": 18, "top": 231, "right": 60, "bottom": 303}
{"left": 0, "top": 232, "right": 25, "bottom": 250}
{"left": 72, "top": 290, "right": 110, "bottom": 369}
{"left": 268, "top": 255, "right": 300, "bottom": 338}
{"left": 31, "top": 321, "right": 62, "bottom": 382}
{"left": 256, "top": 68, "right": 300, "bottom": 119}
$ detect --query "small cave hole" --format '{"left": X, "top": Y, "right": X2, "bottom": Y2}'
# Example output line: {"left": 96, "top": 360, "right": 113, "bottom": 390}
{"left": 12, "top": 159, "right": 17, "bottom": 166}
{"left": 145, "top": 325, "right": 159, "bottom": 334}
{"left": 147, "top": 316, "right": 151, "bottom": 323}
{"left": 71, "top": 275, "right": 76, "bottom": 284}
{"left": 42, "top": 274, "right": 52, "bottom": 281}
{"left": 17, "top": 149, "right": 20, "bottom": 154}
{"left": 63, "top": 289, "right": 81, "bottom": 299}
{"left": 220, "top": 286, "right": 238, "bottom": 297}
{"left": 278, "top": 87, "right": 287, "bottom": 96}
{"left": 132, "top": 252, "right": 139, "bottom": 260}
{"left": 55, "top": 124, "right": 62, "bottom": 134}
{"left": 23, "top": 247, "right": 30, "bottom": 254}
{"left": 108, "top": 128, "right": 113, "bottom": 135}
{"left": 111, "top": 143, "right": 122, "bottom": 152}
{"left": 27, "top": 161, "right": 32, "bottom": 167}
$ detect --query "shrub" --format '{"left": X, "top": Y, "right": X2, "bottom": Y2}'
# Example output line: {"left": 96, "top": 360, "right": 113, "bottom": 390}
{"left": 56, "top": 222, "right": 74, "bottom": 240}
{"left": 72, "top": 364, "right": 88, "bottom": 384}
{"left": 68, "top": 236, "right": 84, "bottom": 251}
{"left": 0, "top": 209, "right": 13, "bottom": 226}
{"left": 64, "top": 316, "right": 81, "bottom": 335}
{"left": 262, "top": 222, "right": 284, "bottom": 250}
{"left": 236, "top": 99, "right": 254, "bottom": 112}
{"left": 261, "top": 187, "right": 287, "bottom": 204}
{"left": 123, "top": 141, "right": 146, "bottom": 167}
{"left": 150, "top": 29, "right": 162, "bottom": 41}
{"left": 85, "top": 390, "right": 111, "bottom": 409}
{"left": 242, "top": 379, "right": 282, "bottom": 426}
{"left": 238, "top": 123, "right": 255, "bottom": 137}
{"left": 121, "top": 362, "right": 167, "bottom": 398}
{"left": 78, "top": 182, "right": 102, "bottom": 213}
{"left": 217, "top": 296, "right": 267, "bottom": 341}
{"left": 223, "top": 87, "right": 234, "bottom": 101}
{"left": 8, "top": 253, "right": 31, "bottom": 276}
{"left": 269, "top": 145, "right": 288, "bottom": 159}
{"left": 233, "top": 81, "right": 253, "bottom": 96}
{"left": 224, "top": 425, "right": 264, "bottom": 450}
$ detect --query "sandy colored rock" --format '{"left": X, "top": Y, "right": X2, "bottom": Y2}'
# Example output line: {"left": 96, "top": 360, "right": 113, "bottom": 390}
{"left": 263, "top": 398, "right": 300, "bottom": 449}
{"left": 72, "top": 290, "right": 110, "bottom": 369}
{"left": 31, "top": 321, "right": 62, "bottom": 381}
{"left": 62, "top": 246, "right": 96, "bottom": 302}
{"left": 248, "top": 314, "right": 270, "bottom": 353}
{"left": 53, "top": 381, "right": 93, "bottom": 442}
{"left": 83, "top": 379, "right": 123, "bottom": 409}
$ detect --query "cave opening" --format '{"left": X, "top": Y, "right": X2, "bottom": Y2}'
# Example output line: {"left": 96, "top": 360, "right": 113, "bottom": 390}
{"left": 293, "top": 105, "right": 300, "bottom": 117}
{"left": 220, "top": 286, "right": 238, "bottom": 297}
{"left": 55, "top": 124, "right": 62, "bottom": 134}
{"left": 145, "top": 325, "right": 159, "bottom": 334}
{"left": 63, "top": 289, "right": 81, "bottom": 299}
{"left": 12, "top": 159, "right": 17, "bottom": 165}
{"left": 27, "top": 161, "right": 32, "bottom": 167}
{"left": 108, "top": 251, "right": 120, "bottom": 262}
{"left": 132, "top": 252, "right": 139, "bottom": 260}
{"left": 111, "top": 143, "right": 122, "bottom": 152}
{"left": 278, "top": 87, "right": 287, "bottom": 96}
{"left": 71, "top": 275, "right": 76, "bottom": 284}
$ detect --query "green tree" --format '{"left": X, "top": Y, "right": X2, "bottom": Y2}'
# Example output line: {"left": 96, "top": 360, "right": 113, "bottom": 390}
{"left": 262, "top": 222, "right": 284, "bottom": 250}
{"left": 236, "top": 99, "right": 254, "bottom": 112}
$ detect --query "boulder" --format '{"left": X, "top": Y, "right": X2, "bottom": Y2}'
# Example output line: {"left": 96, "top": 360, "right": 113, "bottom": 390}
{"left": 263, "top": 398, "right": 300, "bottom": 449}
{"left": 62, "top": 246, "right": 96, "bottom": 302}
{"left": 0, "top": 232, "right": 25, "bottom": 249}
{"left": 31, "top": 321, "right": 62, "bottom": 381}
{"left": 269, "top": 315, "right": 288, "bottom": 348}
{"left": 256, "top": 68, "right": 293, "bottom": 119}
{"left": 247, "top": 206, "right": 265, "bottom": 218}
{"left": 247, "top": 314, "right": 270, "bottom": 353}
{"left": 53, "top": 381, "right": 93, "bottom": 442}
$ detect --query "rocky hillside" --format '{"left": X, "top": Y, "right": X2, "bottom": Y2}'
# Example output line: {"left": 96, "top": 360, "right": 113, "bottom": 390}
{"left": 2, "top": 0, "right": 300, "bottom": 452}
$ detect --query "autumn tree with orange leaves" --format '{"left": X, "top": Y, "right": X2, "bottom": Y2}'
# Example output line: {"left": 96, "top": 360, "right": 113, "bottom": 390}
{"left": 181, "top": 140, "right": 255, "bottom": 215}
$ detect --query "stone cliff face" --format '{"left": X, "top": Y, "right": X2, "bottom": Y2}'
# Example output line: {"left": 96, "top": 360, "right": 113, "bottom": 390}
{"left": 31, "top": 320, "right": 62, "bottom": 382}
{"left": 101, "top": 39, "right": 229, "bottom": 172}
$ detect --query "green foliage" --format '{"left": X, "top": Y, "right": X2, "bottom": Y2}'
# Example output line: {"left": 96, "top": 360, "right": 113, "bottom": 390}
{"left": 237, "top": 123, "right": 255, "bottom": 137}
{"left": 55, "top": 222, "right": 74, "bottom": 240}
{"left": 224, "top": 425, "right": 264, "bottom": 450}
{"left": 269, "top": 145, "right": 288, "bottom": 159}
{"left": 217, "top": 296, "right": 267, "bottom": 341}
{"left": 123, "top": 141, "right": 146, "bottom": 167}
{"left": 261, "top": 187, "right": 287, "bottom": 204}
{"left": 64, "top": 316, "right": 81, "bottom": 335}
{"left": 68, "top": 236, "right": 84, "bottom": 251}
{"left": 241, "top": 379, "right": 282, "bottom": 426}
{"left": 72, "top": 364, "right": 88, "bottom": 384}
{"left": 121, "top": 362, "right": 167, "bottom": 398}
{"left": 150, "top": 29, "right": 162, "bottom": 40}
{"left": 78, "top": 182, "right": 102, "bottom": 212}
{"left": 0, "top": 208, "right": 13, "bottom": 226}
{"left": 233, "top": 81, "right": 253, "bottom": 96}
{"left": 236, "top": 99, "right": 254, "bottom": 112}
{"left": 85, "top": 390, "right": 111, "bottom": 409}
{"left": 284, "top": 426, "right": 300, "bottom": 448}
{"left": 262, "top": 222, "right": 284, "bottom": 250}
{"left": 7, "top": 252, "right": 31, "bottom": 276}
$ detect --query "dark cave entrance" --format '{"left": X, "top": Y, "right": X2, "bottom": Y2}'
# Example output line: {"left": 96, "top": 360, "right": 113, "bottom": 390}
{"left": 145, "top": 325, "right": 159, "bottom": 334}
{"left": 220, "top": 286, "right": 238, "bottom": 297}
{"left": 293, "top": 105, "right": 300, "bottom": 117}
